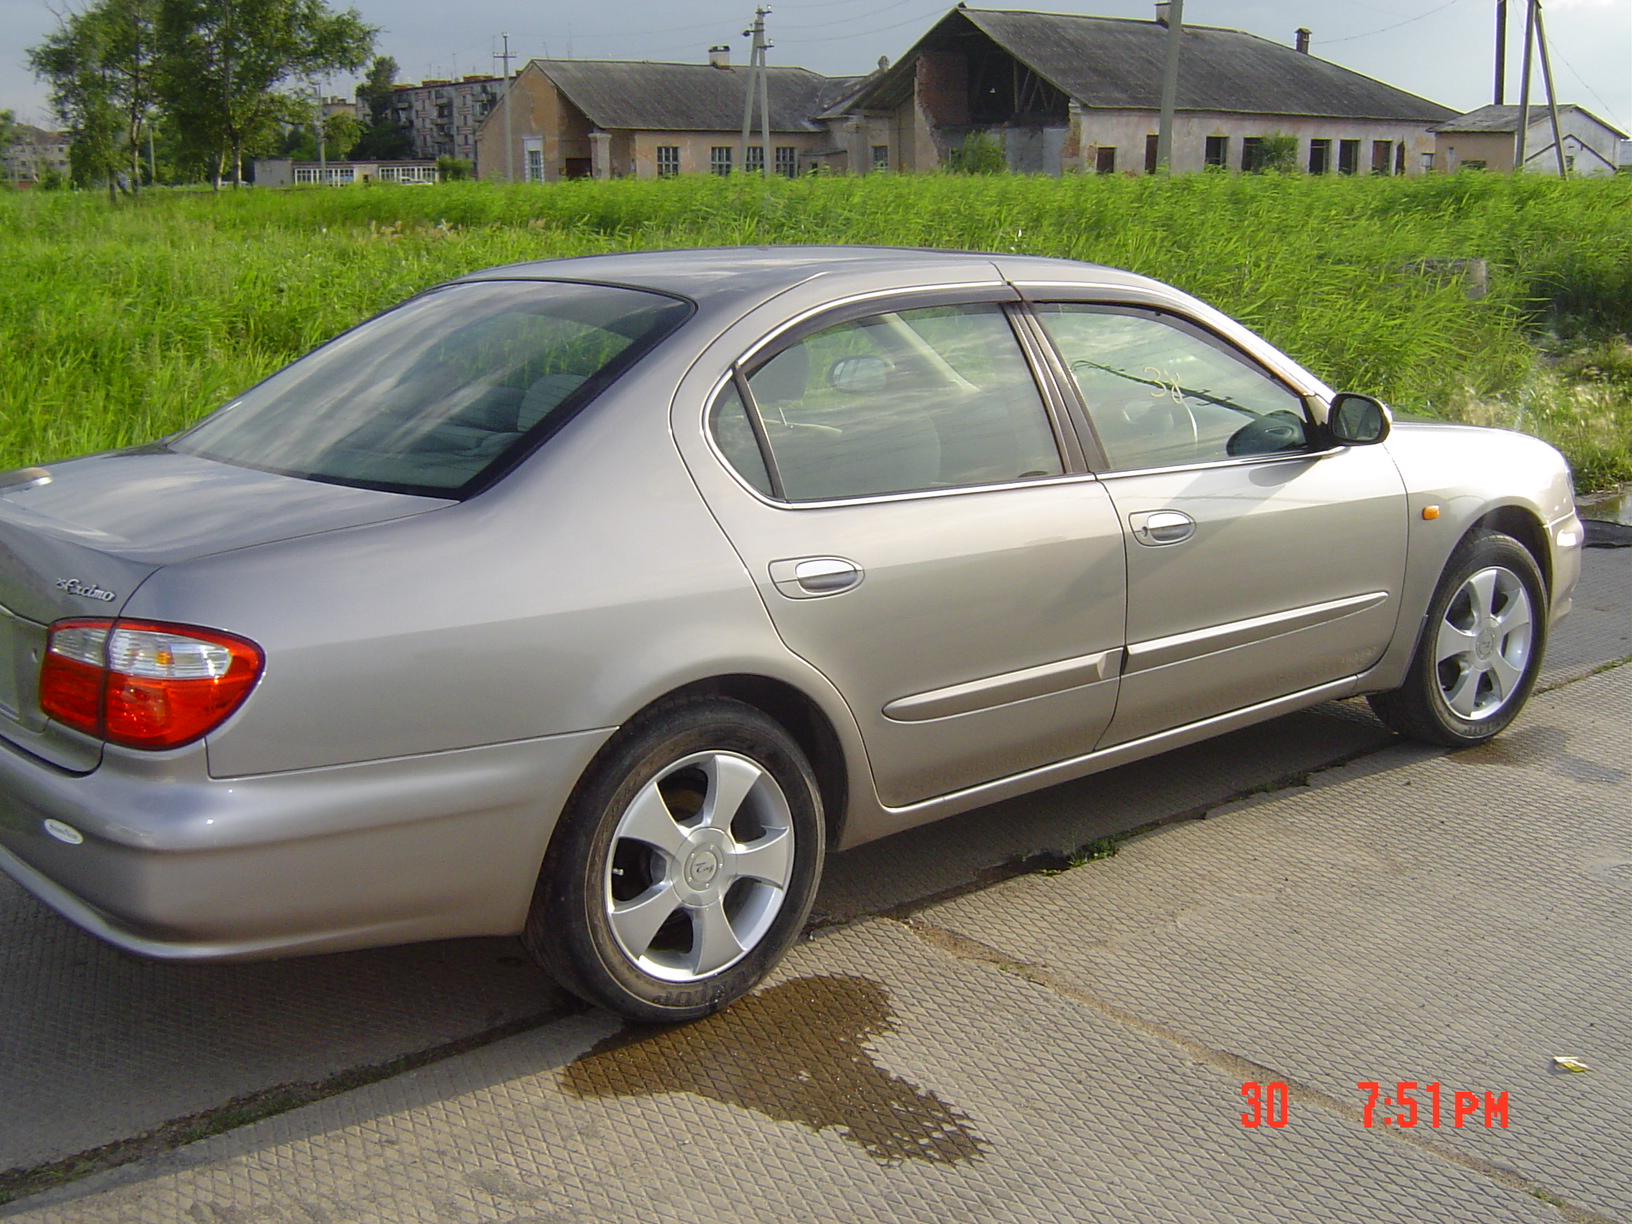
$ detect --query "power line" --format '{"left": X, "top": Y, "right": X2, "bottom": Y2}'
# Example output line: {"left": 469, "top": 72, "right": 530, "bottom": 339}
{"left": 1321, "top": 0, "right": 1466, "bottom": 45}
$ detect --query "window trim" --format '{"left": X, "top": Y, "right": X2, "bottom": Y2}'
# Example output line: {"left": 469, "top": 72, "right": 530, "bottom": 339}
{"left": 1021, "top": 300, "right": 1327, "bottom": 476}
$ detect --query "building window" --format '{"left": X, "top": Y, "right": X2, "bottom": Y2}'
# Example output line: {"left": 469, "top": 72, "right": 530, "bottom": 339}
{"left": 710, "top": 146, "right": 733, "bottom": 176}
{"left": 1308, "top": 139, "right": 1331, "bottom": 174}
{"left": 1371, "top": 140, "right": 1393, "bottom": 175}
{"left": 1204, "top": 135, "right": 1228, "bottom": 168}
{"left": 656, "top": 146, "right": 680, "bottom": 177}
{"left": 872, "top": 144, "right": 889, "bottom": 171}
{"left": 775, "top": 146, "right": 797, "bottom": 177}
{"left": 524, "top": 137, "right": 543, "bottom": 183}
{"left": 1095, "top": 146, "right": 1117, "bottom": 175}
{"left": 1240, "top": 137, "right": 1264, "bottom": 172}
{"left": 745, "top": 145, "right": 765, "bottom": 173}
{"left": 1421, "top": 152, "right": 1436, "bottom": 173}
{"left": 1338, "top": 139, "right": 1360, "bottom": 174}
{"left": 1145, "top": 133, "right": 1159, "bottom": 174}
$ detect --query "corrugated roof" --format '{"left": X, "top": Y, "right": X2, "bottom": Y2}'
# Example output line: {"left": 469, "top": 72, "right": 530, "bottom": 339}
{"left": 839, "top": 9, "right": 1455, "bottom": 122}
{"left": 1432, "top": 104, "right": 1628, "bottom": 138}
{"left": 528, "top": 59, "right": 863, "bottom": 133}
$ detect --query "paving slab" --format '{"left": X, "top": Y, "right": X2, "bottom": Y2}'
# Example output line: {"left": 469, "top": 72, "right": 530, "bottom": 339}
{"left": 0, "top": 549, "right": 1626, "bottom": 1219}
{"left": 0, "top": 917, "right": 1573, "bottom": 1224}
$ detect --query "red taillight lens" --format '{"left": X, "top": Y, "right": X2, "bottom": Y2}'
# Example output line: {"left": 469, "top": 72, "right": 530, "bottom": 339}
{"left": 40, "top": 619, "right": 263, "bottom": 749}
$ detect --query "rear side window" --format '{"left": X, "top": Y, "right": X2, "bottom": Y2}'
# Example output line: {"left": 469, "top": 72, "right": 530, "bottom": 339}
{"left": 175, "top": 281, "right": 691, "bottom": 497}
{"left": 720, "top": 303, "right": 1062, "bottom": 502}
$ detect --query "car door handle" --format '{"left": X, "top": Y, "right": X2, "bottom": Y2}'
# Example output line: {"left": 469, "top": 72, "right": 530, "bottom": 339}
{"left": 769, "top": 557, "right": 864, "bottom": 599}
{"left": 1130, "top": 510, "right": 1195, "bottom": 546}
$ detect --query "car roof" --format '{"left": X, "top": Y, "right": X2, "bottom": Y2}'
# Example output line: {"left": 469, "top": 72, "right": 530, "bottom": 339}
{"left": 451, "top": 245, "right": 1161, "bottom": 306}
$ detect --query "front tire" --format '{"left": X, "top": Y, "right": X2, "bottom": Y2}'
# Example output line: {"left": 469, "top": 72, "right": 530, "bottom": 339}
{"left": 524, "top": 697, "right": 825, "bottom": 1022}
{"left": 1368, "top": 530, "right": 1546, "bottom": 746}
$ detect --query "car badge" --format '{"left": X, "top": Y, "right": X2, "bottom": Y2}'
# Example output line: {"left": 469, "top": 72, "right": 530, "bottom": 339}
{"left": 56, "top": 578, "right": 118, "bottom": 603}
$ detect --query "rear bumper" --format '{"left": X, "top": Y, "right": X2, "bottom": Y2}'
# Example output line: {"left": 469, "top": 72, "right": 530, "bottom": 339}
{"left": 0, "top": 727, "right": 610, "bottom": 960}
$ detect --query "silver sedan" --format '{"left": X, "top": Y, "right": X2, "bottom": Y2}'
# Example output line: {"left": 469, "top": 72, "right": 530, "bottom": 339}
{"left": 0, "top": 247, "right": 1582, "bottom": 1019}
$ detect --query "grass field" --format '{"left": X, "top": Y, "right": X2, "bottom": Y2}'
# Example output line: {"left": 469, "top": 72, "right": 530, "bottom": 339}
{"left": 2, "top": 172, "right": 1629, "bottom": 488}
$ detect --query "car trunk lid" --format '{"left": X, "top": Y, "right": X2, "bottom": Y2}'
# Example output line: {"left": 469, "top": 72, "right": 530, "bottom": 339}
{"left": 0, "top": 450, "right": 448, "bottom": 770}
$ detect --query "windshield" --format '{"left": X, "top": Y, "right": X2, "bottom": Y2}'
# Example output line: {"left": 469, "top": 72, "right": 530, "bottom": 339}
{"left": 174, "top": 280, "right": 692, "bottom": 497}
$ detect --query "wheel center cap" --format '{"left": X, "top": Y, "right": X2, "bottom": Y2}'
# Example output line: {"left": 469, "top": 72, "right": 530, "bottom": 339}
{"left": 1476, "top": 624, "right": 1498, "bottom": 659}
{"left": 685, "top": 847, "right": 722, "bottom": 888}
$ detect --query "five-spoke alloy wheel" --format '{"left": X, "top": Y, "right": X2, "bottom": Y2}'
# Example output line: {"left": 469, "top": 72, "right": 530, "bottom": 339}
{"left": 525, "top": 697, "right": 825, "bottom": 1021}
{"left": 1369, "top": 530, "right": 1547, "bottom": 746}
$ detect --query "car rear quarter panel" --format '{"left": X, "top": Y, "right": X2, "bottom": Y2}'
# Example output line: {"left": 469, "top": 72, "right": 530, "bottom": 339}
{"left": 123, "top": 359, "right": 833, "bottom": 781}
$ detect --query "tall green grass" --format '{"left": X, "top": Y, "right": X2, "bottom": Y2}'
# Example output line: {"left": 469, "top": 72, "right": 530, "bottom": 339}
{"left": 2, "top": 172, "right": 1629, "bottom": 486}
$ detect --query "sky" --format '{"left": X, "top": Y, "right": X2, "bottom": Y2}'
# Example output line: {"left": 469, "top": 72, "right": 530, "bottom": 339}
{"left": 3, "top": 0, "right": 1629, "bottom": 136}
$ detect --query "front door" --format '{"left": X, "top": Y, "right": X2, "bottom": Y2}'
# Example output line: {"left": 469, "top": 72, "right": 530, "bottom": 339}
{"left": 1033, "top": 302, "right": 1408, "bottom": 745}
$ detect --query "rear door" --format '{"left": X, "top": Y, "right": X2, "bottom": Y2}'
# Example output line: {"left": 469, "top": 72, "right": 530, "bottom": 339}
{"left": 1029, "top": 301, "right": 1408, "bottom": 746}
{"left": 679, "top": 294, "right": 1127, "bottom": 808}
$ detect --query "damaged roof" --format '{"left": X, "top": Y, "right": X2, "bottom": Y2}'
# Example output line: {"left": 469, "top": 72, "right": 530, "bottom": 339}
{"left": 839, "top": 8, "right": 1455, "bottom": 123}
{"left": 527, "top": 59, "right": 863, "bottom": 133}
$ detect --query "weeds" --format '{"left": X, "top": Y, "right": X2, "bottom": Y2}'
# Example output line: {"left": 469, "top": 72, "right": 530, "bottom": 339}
{"left": 1, "top": 174, "right": 1628, "bottom": 483}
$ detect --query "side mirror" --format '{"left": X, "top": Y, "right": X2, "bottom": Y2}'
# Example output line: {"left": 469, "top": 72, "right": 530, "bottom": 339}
{"left": 1327, "top": 393, "right": 1391, "bottom": 446}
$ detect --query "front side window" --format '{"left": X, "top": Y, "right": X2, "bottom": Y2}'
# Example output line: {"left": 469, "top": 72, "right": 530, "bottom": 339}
{"left": 715, "top": 303, "right": 1063, "bottom": 502}
{"left": 177, "top": 281, "right": 692, "bottom": 497}
{"left": 1036, "top": 305, "right": 1310, "bottom": 471}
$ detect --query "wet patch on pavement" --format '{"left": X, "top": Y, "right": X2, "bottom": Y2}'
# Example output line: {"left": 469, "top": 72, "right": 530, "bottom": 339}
{"left": 562, "top": 974, "right": 985, "bottom": 1166}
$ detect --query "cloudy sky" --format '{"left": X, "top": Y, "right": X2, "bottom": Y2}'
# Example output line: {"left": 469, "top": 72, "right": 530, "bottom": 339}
{"left": 3, "top": 0, "right": 1628, "bottom": 134}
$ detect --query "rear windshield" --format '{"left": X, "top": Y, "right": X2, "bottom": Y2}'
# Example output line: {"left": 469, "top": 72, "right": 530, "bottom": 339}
{"left": 173, "top": 280, "right": 692, "bottom": 497}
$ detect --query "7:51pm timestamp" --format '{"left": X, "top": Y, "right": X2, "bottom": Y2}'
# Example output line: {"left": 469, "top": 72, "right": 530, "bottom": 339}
{"left": 1240, "top": 1081, "right": 1510, "bottom": 1129}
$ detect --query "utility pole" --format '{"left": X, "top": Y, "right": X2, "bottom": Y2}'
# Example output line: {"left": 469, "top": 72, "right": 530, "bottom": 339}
{"left": 1494, "top": 0, "right": 1507, "bottom": 104}
{"left": 312, "top": 80, "right": 327, "bottom": 183}
{"left": 1513, "top": 0, "right": 1568, "bottom": 178}
{"left": 1155, "top": 0, "right": 1184, "bottom": 173}
{"left": 496, "top": 33, "right": 515, "bottom": 182}
{"left": 1532, "top": 1, "right": 1569, "bottom": 177}
{"left": 1515, "top": 0, "right": 1536, "bottom": 171}
{"left": 739, "top": 7, "right": 771, "bottom": 175}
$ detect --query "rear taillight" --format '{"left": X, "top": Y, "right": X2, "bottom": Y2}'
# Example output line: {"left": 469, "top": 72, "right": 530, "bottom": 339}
{"left": 40, "top": 619, "right": 263, "bottom": 749}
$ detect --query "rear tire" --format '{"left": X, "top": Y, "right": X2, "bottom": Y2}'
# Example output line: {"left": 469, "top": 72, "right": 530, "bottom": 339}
{"left": 524, "top": 697, "right": 824, "bottom": 1022}
{"left": 1367, "top": 530, "right": 1546, "bottom": 747}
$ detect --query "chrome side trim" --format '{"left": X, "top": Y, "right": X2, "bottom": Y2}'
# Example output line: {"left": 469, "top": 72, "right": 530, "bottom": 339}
{"left": 1125, "top": 591, "right": 1390, "bottom": 673}
{"left": 877, "top": 674, "right": 1360, "bottom": 822}
{"left": 883, "top": 648, "right": 1122, "bottom": 722}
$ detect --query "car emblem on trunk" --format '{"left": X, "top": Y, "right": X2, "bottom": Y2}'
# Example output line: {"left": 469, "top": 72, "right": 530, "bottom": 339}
{"left": 56, "top": 578, "right": 117, "bottom": 602}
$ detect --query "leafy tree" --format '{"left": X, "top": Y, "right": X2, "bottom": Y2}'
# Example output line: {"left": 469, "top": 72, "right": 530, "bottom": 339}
{"left": 351, "top": 54, "right": 411, "bottom": 160}
{"left": 156, "top": 0, "right": 375, "bottom": 187}
{"left": 948, "top": 130, "right": 1007, "bottom": 175}
{"left": 1247, "top": 132, "right": 1299, "bottom": 174}
{"left": 0, "top": 109, "right": 16, "bottom": 155}
{"left": 28, "top": 5, "right": 153, "bottom": 199}
{"left": 436, "top": 155, "right": 471, "bottom": 180}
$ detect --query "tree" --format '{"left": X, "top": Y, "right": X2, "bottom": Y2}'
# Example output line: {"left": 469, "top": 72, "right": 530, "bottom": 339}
{"left": 156, "top": 0, "right": 375, "bottom": 187}
{"left": 28, "top": 4, "right": 155, "bottom": 199}
{"left": 350, "top": 54, "right": 411, "bottom": 160}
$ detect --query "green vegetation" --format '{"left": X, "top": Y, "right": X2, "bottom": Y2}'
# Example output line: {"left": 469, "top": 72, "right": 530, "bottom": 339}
{"left": 1, "top": 172, "right": 1629, "bottom": 487}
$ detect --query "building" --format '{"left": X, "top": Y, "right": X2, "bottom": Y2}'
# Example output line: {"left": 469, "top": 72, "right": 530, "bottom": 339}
{"left": 254, "top": 158, "right": 440, "bottom": 187}
{"left": 388, "top": 76, "right": 504, "bottom": 165}
{"left": 823, "top": 6, "right": 1455, "bottom": 176}
{"left": 475, "top": 53, "right": 861, "bottom": 182}
{"left": 2, "top": 124, "right": 71, "bottom": 186}
{"left": 1431, "top": 105, "right": 1627, "bottom": 177}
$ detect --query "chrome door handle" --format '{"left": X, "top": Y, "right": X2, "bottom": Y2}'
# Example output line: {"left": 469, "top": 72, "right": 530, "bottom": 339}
{"left": 1131, "top": 510, "right": 1195, "bottom": 546}
{"left": 769, "top": 557, "right": 864, "bottom": 599}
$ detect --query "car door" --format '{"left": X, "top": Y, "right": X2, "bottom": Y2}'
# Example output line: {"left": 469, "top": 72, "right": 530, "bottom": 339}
{"left": 686, "top": 298, "right": 1127, "bottom": 808}
{"left": 1030, "top": 301, "right": 1408, "bottom": 746}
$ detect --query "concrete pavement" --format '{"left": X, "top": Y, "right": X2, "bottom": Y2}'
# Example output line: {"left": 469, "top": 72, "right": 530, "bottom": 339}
{"left": 1, "top": 547, "right": 1627, "bottom": 1222}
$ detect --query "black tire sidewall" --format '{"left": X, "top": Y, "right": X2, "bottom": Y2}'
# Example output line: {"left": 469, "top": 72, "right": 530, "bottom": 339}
{"left": 526, "top": 698, "right": 825, "bottom": 1022}
{"left": 1411, "top": 532, "right": 1547, "bottom": 744}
